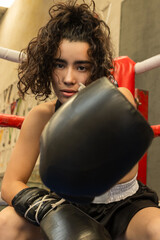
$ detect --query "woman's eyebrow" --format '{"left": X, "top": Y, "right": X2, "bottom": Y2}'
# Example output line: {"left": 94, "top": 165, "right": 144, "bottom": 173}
{"left": 54, "top": 58, "right": 66, "bottom": 63}
{"left": 54, "top": 58, "right": 92, "bottom": 65}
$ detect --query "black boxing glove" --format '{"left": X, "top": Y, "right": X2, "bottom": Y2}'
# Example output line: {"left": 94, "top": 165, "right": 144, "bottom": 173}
{"left": 40, "top": 204, "right": 111, "bottom": 240}
{"left": 40, "top": 77, "right": 154, "bottom": 203}
{"left": 12, "top": 187, "right": 65, "bottom": 226}
{"left": 12, "top": 187, "right": 111, "bottom": 240}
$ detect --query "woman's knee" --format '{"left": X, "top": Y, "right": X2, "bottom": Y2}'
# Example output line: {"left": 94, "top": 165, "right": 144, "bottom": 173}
{"left": 0, "top": 206, "right": 44, "bottom": 240}
{"left": 0, "top": 207, "right": 25, "bottom": 238}
{"left": 145, "top": 217, "right": 160, "bottom": 240}
{"left": 0, "top": 208, "right": 8, "bottom": 229}
{"left": 0, "top": 207, "right": 14, "bottom": 228}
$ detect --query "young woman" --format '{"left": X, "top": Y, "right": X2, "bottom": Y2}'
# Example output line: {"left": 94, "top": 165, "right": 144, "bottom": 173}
{"left": 0, "top": 1, "right": 160, "bottom": 239}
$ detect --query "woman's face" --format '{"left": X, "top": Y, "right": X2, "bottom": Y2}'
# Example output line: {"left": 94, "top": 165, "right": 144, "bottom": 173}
{"left": 52, "top": 39, "right": 92, "bottom": 104}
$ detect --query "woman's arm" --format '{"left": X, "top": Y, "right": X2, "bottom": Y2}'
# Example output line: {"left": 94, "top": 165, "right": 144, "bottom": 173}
{"left": 1, "top": 101, "right": 55, "bottom": 205}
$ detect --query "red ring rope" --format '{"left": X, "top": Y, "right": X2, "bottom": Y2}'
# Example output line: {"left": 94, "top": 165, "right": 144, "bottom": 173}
{"left": 0, "top": 114, "right": 160, "bottom": 137}
{"left": 0, "top": 114, "right": 24, "bottom": 129}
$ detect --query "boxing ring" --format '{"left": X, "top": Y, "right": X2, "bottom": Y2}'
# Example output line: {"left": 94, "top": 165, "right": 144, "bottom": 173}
{"left": 0, "top": 47, "right": 160, "bottom": 203}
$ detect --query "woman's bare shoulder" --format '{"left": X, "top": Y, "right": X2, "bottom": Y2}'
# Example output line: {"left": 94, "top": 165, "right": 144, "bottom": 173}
{"left": 118, "top": 87, "right": 136, "bottom": 107}
{"left": 21, "top": 99, "right": 57, "bottom": 133}
{"left": 34, "top": 99, "right": 57, "bottom": 115}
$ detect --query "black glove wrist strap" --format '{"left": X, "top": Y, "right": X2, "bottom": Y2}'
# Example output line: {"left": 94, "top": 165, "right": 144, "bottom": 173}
{"left": 12, "top": 187, "right": 65, "bottom": 225}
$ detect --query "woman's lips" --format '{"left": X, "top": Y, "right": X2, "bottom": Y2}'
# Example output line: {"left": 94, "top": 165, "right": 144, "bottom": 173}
{"left": 61, "top": 90, "right": 77, "bottom": 97}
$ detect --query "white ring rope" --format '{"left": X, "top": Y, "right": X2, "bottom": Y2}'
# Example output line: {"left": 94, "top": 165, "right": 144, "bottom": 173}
{"left": 0, "top": 46, "right": 160, "bottom": 74}
{"left": 0, "top": 46, "right": 25, "bottom": 63}
{"left": 135, "top": 54, "right": 160, "bottom": 74}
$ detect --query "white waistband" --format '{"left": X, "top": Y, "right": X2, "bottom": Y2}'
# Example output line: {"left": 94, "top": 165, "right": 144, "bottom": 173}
{"left": 93, "top": 174, "right": 139, "bottom": 204}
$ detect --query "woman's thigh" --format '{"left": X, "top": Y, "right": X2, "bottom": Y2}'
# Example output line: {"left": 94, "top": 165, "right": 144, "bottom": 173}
{"left": 124, "top": 206, "right": 160, "bottom": 240}
{"left": 0, "top": 206, "right": 44, "bottom": 240}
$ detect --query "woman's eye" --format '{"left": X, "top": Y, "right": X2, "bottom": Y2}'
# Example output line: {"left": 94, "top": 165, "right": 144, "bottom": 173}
{"left": 78, "top": 66, "right": 86, "bottom": 71}
{"left": 53, "top": 63, "right": 64, "bottom": 69}
{"left": 56, "top": 63, "right": 64, "bottom": 69}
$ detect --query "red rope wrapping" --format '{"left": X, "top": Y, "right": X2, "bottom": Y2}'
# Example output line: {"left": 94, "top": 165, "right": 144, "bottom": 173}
{"left": 0, "top": 114, "right": 24, "bottom": 129}
{"left": 151, "top": 125, "right": 160, "bottom": 138}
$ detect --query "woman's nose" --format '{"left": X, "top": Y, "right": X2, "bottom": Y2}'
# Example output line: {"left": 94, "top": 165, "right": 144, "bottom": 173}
{"left": 63, "top": 67, "right": 76, "bottom": 85}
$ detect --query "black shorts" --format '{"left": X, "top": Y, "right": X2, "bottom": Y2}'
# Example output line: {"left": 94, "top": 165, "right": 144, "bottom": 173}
{"left": 74, "top": 181, "right": 159, "bottom": 238}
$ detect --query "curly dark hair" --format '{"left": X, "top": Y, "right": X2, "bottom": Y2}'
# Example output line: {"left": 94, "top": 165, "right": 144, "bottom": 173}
{"left": 18, "top": 0, "right": 114, "bottom": 100}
